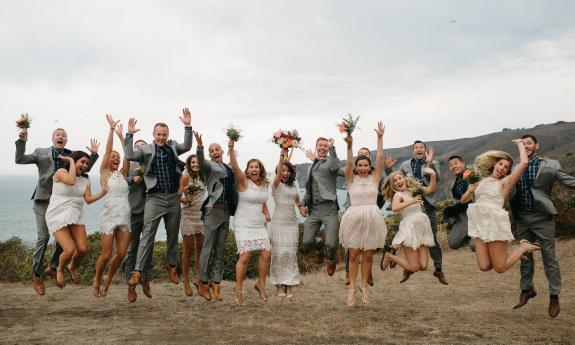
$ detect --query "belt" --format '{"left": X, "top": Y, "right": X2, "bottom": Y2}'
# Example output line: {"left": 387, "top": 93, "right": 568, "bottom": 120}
{"left": 211, "top": 203, "right": 228, "bottom": 210}
{"left": 148, "top": 190, "right": 177, "bottom": 194}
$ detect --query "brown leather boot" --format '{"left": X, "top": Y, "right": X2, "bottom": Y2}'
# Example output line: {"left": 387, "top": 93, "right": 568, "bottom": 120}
{"left": 128, "top": 272, "right": 141, "bottom": 286}
{"left": 433, "top": 271, "right": 449, "bottom": 285}
{"left": 166, "top": 266, "right": 179, "bottom": 285}
{"left": 127, "top": 285, "right": 137, "bottom": 303}
{"left": 548, "top": 298, "right": 560, "bottom": 318}
{"left": 197, "top": 281, "right": 212, "bottom": 301}
{"left": 142, "top": 281, "right": 152, "bottom": 299}
{"left": 44, "top": 267, "right": 57, "bottom": 280}
{"left": 32, "top": 276, "right": 46, "bottom": 296}
{"left": 399, "top": 270, "right": 413, "bottom": 283}
{"left": 367, "top": 271, "right": 374, "bottom": 286}
{"left": 512, "top": 290, "right": 537, "bottom": 309}
{"left": 326, "top": 261, "right": 336, "bottom": 276}
{"left": 210, "top": 281, "right": 223, "bottom": 301}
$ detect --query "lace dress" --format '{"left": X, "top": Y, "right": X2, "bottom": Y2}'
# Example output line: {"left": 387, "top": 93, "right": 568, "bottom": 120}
{"left": 232, "top": 180, "right": 271, "bottom": 254}
{"left": 467, "top": 177, "right": 514, "bottom": 242}
{"left": 46, "top": 175, "right": 88, "bottom": 234}
{"left": 269, "top": 182, "right": 300, "bottom": 286}
{"left": 180, "top": 172, "right": 206, "bottom": 236}
{"left": 391, "top": 191, "right": 435, "bottom": 249}
{"left": 100, "top": 170, "right": 131, "bottom": 234}
{"left": 339, "top": 175, "right": 387, "bottom": 250}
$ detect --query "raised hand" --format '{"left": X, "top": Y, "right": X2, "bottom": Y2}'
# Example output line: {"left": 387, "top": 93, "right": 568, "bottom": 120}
{"left": 305, "top": 149, "right": 317, "bottom": 162}
{"left": 384, "top": 153, "right": 396, "bottom": 168}
{"left": 114, "top": 123, "right": 124, "bottom": 138}
{"left": 180, "top": 107, "right": 192, "bottom": 126}
{"left": 193, "top": 131, "right": 203, "bottom": 147}
{"left": 343, "top": 134, "right": 353, "bottom": 145}
{"left": 512, "top": 139, "right": 525, "bottom": 145}
{"left": 58, "top": 155, "right": 74, "bottom": 162}
{"left": 374, "top": 121, "right": 385, "bottom": 137}
{"left": 106, "top": 114, "right": 120, "bottom": 129}
{"left": 127, "top": 118, "right": 140, "bottom": 134}
{"left": 86, "top": 138, "right": 100, "bottom": 154}
{"left": 327, "top": 138, "right": 334, "bottom": 147}
{"left": 426, "top": 146, "right": 435, "bottom": 164}
{"left": 412, "top": 195, "right": 423, "bottom": 205}
{"left": 467, "top": 183, "right": 477, "bottom": 193}
{"left": 18, "top": 128, "right": 28, "bottom": 141}
{"left": 228, "top": 139, "right": 235, "bottom": 150}
{"left": 422, "top": 166, "right": 436, "bottom": 176}
{"left": 299, "top": 205, "right": 308, "bottom": 217}
{"left": 280, "top": 148, "right": 289, "bottom": 162}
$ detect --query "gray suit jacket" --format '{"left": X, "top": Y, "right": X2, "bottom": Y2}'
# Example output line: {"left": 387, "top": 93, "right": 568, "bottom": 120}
{"left": 196, "top": 146, "right": 238, "bottom": 215}
{"left": 511, "top": 158, "right": 575, "bottom": 216}
{"left": 15, "top": 139, "right": 99, "bottom": 201}
{"left": 399, "top": 158, "right": 441, "bottom": 207}
{"left": 303, "top": 146, "right": 340, "bottom": 209}
{"left": 127, "top": 162, "right": 146, "bottom": 215}
{"left": 124, "top": 128, "right": 192, "bottom": 192}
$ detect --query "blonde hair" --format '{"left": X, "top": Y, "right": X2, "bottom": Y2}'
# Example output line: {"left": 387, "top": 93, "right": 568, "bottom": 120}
{"left": 475, "top": 150, "right": 513, "bottom": 176}
{"left": 381, "top": 171, "right": 419, "bottom": 201}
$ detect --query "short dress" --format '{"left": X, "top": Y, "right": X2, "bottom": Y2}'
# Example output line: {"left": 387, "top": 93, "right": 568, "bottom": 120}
{"left": 100, "top": 170, "right": 131, "bottom": 234}
{"left": 46, "top": 174, "right": 88, "bottom": 234}
{"left": 391, "top": 191, "right": 435, "bottom": 249}
{"left": 467, "top": 177, "right": 514, "bottom": 242}
{"left": 180, "top": 172, "right": 206, "bottom": 236}
{"left": 339, "top": 175, "right": 387, "bottom": 250}
{"left": 232, "top": 180, "right": 271, "bottom": 254}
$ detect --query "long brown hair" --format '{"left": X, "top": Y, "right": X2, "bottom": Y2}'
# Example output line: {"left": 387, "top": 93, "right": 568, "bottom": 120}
{"left": 244, "top": 159, "right": 269, "bottom": 186}
{"left": 185, "top": 154, "right": 204, "bottom": 182}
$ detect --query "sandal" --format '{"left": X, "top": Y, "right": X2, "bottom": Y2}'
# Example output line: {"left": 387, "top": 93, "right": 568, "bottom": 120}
{"left": 100, "top": 274, "right": 111, "bottom": 297}
{"left": 56, "top": 269, "right": 66, "bottom": 288}
{"left": 254, "top": 283, "right": 268, "bottom": 302}
{"left": 519, "top": 239, "right": 541, "bottom": 252}
{"left": 67, "top": 264, "right": 80, "bottom": 284}
{"left": 92, "top": 278, "right": 101, "bottom": 297}
{"left": 360, "top": 287, "right": 368, "bottom": 304}
{"left": 346, "top": 288, "right": 356, "bottom": 307}
{"left": 233, "top": 288, "right": 243, "bottom": 306}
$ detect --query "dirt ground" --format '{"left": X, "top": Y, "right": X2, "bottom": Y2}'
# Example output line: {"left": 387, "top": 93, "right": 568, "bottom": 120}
{"left": 1, "top": 239, "right": 574, "bottom": 345}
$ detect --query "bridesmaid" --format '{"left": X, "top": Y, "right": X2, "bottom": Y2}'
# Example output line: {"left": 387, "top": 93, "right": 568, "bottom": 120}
{"left": 269, "top": 148, "right": 301, "bottom": 298}
{"left": 46, "top": 151, "right": 107, "bottom": 288}
{"left": 462, "top": 140, "right": 540, "bottom": 273}
{"left": 339, "top": 122, "right": 387, "bottom": 306}
{"left": 93, "top": 115, "right": 131, "bottom": 297}
{"left": 178, "top": 154, "right": 206, "bottom": 296}
{"left": 228, "top": 139, "right": 272, "bottom": 305}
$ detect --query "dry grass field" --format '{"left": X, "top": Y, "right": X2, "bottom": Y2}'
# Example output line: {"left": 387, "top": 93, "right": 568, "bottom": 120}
{"left": 1, "top": 239, "right": 574, "bottom": 345}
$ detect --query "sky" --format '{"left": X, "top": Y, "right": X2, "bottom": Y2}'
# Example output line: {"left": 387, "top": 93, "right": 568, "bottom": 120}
{"left": 2, "top": 0, "right": 575, "bottom": 175}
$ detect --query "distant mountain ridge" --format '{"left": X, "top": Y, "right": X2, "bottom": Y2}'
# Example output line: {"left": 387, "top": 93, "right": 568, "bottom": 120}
{"left": 296, "top": 121, "right": 575, "bottom": 199}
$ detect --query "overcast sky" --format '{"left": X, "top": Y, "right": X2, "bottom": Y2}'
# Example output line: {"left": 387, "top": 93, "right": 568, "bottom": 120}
{"left": 2, "top": 0, "right": 575, "bottom": 175}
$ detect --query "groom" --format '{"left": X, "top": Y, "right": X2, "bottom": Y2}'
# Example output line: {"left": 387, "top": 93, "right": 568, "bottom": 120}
{"left": 300, "top": 137, "right": 341, "bottom": 276}
{"left": 510, "top": 134, "right": 575, "bottom": 318}
{"left": 125, "top": 109, "right": 192, "bottom": 295}
{"left": 15, "top": 127, "right": 99, "bottom": 295}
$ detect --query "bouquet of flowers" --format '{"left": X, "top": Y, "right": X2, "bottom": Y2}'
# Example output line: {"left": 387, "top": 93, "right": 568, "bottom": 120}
{"left": 463, "top": 165, "right": 482, "bottom": 184}
{"left": 337, "top": 113, "right": 360, "bottom": 136}
{"left": 185, "top": 179, "right": 204, "bottom": 195}
{"left": 225, "top": 124, "right": 242, "bottom": 141}
{"left": 407, "top": 179, "right": 426, "bottom": 198}
{"left": 136, "top": 164, "right": 146, "bottom": 177}
{"left": 16, "top": 113, "right": 32, "bottom": 129}
{"left": 272, "top": 129, "right": 303, "bottom": 150}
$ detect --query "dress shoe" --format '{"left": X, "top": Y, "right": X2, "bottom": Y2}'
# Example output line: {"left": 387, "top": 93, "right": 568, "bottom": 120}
{"left": 197, "top": 281, "right": 212, "bottom": 301}
{"left": 433, "top": 271, "right": 449, "bottom": 285}
{"left": 142, "top": 281, "right": 152, "bottom": 299}
{"left": 127, "top": 285, "right": 137, "bottom": 303}
{"left": 44, "top": 267, "right": 57, "bottom": 279}
{"left": 512, "top": 290, "right": 537, "bottom": 309}
{"left": 367, "top": 271, "right": 374, "bottom": 286}
{"left": 166, "top": 266, "right": 179, "bottom": 284}
{"left": 210, "top": 281, "right": 223, "bottom": 301}
{"left": 326, "top": 261, "right": 336, "bottom": 276}
{"left": 32, "top": 276, "right": 45, "bottom": 296}
{"left": 184, "top": 280, "right": 194, "bottom": 296}
{"left": 549, "top": 298, "right": 560, "bottom": 318}
{"left": 399, "top": 270, "right": 412, "bottom": 283}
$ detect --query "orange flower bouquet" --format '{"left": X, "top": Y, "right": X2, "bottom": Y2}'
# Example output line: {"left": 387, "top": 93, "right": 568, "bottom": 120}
{"left": 337, "top": 113, "right": 360, "bottom": 135}
{"left": 272, "top": 129, "right": 303, "bottom": 150}
{"left": 16, "top": 113, "right": 32, "bottom": 129}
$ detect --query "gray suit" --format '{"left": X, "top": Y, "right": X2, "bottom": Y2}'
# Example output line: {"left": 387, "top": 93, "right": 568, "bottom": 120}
{"left": 511, "top": 158, "right": 575, "bottom": 296}
{"left": 196, "top": 146, "right": 238, "bottom": 283}
{"left": 399, "top": 158, "right": 443, "bottom": 271}
{"left": 14, "top": 139, "right": 98, "bottom": 278}
{"left": 446, "top": 178, "right": 475, "bottom": 251}
{"left": 124, "top": 162, "right": 154, "bottom": 283}
{"left": 302, "top": 146, "right": 340, "bottom": 262}
{"left": 124, "top": 129, "right": 192, "bottom": 272}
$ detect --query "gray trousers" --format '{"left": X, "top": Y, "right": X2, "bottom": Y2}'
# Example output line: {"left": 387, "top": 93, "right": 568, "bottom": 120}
{"left": 423, "top": 203, "right": 443, "bottom": 271}
{"left": 303, "top": 201, "right": 339, "bottom": 262}
{"left": 134, "top": 193, "right": 181, "bottom": 272}
{"left": 125, "top": 212, "right": 154, "bottom": 282}
{"left": 516, "top": 211, "right": 561, "bottom": 296}
{"left": 448, "top": 213, "right": 475, "bottom": 251}
{"left": 198, "top": 207, "right": 230, "bottom": 283}
{"left": 32, "top": 200, "right": 62, "bottom": 277}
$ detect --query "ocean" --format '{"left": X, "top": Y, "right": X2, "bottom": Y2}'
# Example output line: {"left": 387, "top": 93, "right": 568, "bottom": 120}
{"left": 0, "top": 175, "right": 357, "bottom": 245}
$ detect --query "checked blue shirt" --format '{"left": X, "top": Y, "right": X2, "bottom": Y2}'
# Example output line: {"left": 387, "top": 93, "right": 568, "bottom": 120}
{"left": 149, "top": 144, "right": 179, "bottom": 193}
{"left": 452, "top": 175, "right": 468, "bottom": 201}
{"left": 52, "top": 147, "right": 72, "bottom": 171}
{"left": 215, "top": 163, "right": 233, "bottom": 206}
{"left": 411, "top": 158, "right": 426, "bottom": 184}
{"left": 518, "top": 155, "right": 541, "bottom": 210}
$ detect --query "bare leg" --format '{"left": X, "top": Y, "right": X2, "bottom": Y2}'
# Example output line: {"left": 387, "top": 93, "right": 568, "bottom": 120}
{"left": 474, "top": 238, "right": 493, "bottom": 271}
{"left": 193, "top": 233, "right": 204, "bottom": 283}
{"left": 360, "top": 250, "right": 374, "bottom": 289}
{"left": 182, "top": 234, "right": 194, "bottom": 295}
{"left": 102, "top": 228, "right": 130, "bottom": 295}
{"left": 417, "top": 246, "right": 429, "bottom": 271}
{"left": 348, "top": 249, "right": 360, "bottom": 290}
{"left": 489, "top": 241, "right": 531, "bottom": 273}
{"left": 94, "top": 233, "right": 113, "bottom": 297}
{"left": 384, "top": 246, "right": 421, "bottom": 273}
{"left": 235, "top": 252, "right": 251, "bottom": 303}
{"left": 67, "top": 225, "right": 88, "bottom": 284}
{"left": 52, "top": 227, "right": 76, "bottom": 288}
{"left": 257, "top": 249, "right": 271, "bottom": 289}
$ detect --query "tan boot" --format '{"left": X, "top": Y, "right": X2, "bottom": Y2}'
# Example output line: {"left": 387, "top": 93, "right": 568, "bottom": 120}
{"left": 197, "top": 281, "right": 212, "bottom": 301}
{"left": 32, "top": 276, "right": 46, "bottom": 296}
{"left": 210, "top": 281, "right": 223, "bottom": 301}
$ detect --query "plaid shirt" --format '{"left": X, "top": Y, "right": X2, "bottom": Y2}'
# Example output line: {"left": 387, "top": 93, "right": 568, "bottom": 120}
{"left": 149, "top": 144, "right": 178, "bottom": 193}
{"left": 410, "top": 158, "right": 426, "bottom": 183}
{"left": 52, "top": 147, "right": 72, "bottom": 171}
{"left": 451, "top": 175, "right": 468, "bottom": 201}
{"left": 215, "top": 163, "right": 233, "bottom": 205}
{"left": 518, "top": 155, "right": 541, "bottom": 210}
